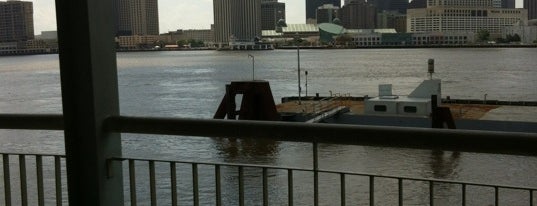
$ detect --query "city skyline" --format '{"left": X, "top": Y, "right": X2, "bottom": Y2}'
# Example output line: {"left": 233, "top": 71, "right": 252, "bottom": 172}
{"left": 25, "top": 0, "right": 524, "bottom": 35}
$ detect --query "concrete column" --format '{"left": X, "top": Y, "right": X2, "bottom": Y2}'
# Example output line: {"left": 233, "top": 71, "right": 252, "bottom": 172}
{"left": 55, "top": 0, "right": 124, "bottom": 205}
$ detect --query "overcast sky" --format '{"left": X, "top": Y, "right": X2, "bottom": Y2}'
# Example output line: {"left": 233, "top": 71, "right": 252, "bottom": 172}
{"left": 30, "top": 0, "right": 524, "bottom": 34}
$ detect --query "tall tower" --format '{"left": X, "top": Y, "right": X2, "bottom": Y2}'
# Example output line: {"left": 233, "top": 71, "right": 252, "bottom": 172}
{"left": 261, "top": 1, "right": 285, "bottom": 30}
{"left": 0, "top": 0, "right": 34, "bottom": 42}
{"left": 115, "top": 0, "right": 159, "bottom": 36}
{"left": 526, "top": 0, "right": 537, "bottom": 20}
{"left": 306, "top": 0, "right": 341, "bottom": 22}
{"left": 340, "top": 0, "right": 377, "bottom": 29}
{"left": 369, "top": 0, "right": 409, "bottom": 14}
{"left": 214, "top": 0, "right": 262, "bottom": 46}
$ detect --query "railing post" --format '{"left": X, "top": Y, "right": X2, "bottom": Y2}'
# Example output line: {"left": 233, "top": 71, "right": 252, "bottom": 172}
{"left": 149, "top": 161, "right": 156, "bottom": 206}
{"left": 36, "top": 155, "right": 45, "bottom": 206}
{"left": 341, "top": 173, "right": 346, "bottom": 206}
{"left": 170, "top": 162, "right": 177, "bottom": 206}
{"left": 193, "top": 163, "right": 199, "bottom": 206}
{"left": 54, "top": 156, "right": 62, "bottom": 206}
{"left": 55, "top": 0, "right": 124, "bottom": 204}
{"left": 430, "top": 181, "right": 434, "bottom": 206}
{"left": 263, "top": 168, "right": 268, "bottom": 206}
{"left": 129, "top": 160, "right": 137, "bottom": 206}
{"left": 370, "top": 176, "right": 375, "bottom": 206}
{"left": 462, "top": 184, "right": 466, "bottom": 206}
{"left": 19, "top": 155, "right": 27, "bottom": 206}
{"left": 3, "top": 154, "right": 11, "bottom": 206}
{"left": 239, "top": 166, "right": 244, "bottom": 206}
{"left": 398, "top": 178, "right": 403, "bottom": 206}
{"left": 215, "top": 165, "right": 221, "bottom": 206}
{"left": 288, "top": 169, "right": 294, "bottom": 206}
{"left": 313, "top": 141, "right": 319, "bottom": 206}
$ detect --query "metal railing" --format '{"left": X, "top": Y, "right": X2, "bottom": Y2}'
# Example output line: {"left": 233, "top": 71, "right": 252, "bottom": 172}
{"left": 2, "top": 114, "right": 537, "bottom": 205}
{"left": 109, "top": 156, "right": 537, "bottom": 206}
{"left": 1, "top": 153, "right": 65, "bottom": 206}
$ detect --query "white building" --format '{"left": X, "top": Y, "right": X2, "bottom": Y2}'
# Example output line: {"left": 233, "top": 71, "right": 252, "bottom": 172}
{"left": 502, "top": 25, "right": 537, "bottom": 44}
{"left": 408, "top": 0, "right": 528, "bottom": 38}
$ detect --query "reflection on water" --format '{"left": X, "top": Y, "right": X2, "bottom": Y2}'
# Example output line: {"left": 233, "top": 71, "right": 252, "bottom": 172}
{"left": 430, "top": 150, "right": 461, "bottom": 179}
{"left": 214, "top": 137, "right": 280, "bottom": 161}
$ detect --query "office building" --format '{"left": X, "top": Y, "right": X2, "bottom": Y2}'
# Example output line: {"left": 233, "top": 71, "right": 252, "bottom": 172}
{"left": 0, "top": 0, "right": 34, "bottom": 42}
{"left": 377, "top": 11, "right": 407, "bottom": 32}
{"left": 369, "top": 0, "right": 409, "bottom": 14}
{"left": 115, "top": 0, "right": 159, "bottom": 36}
{"left": 408, "top": 0, "right": 528, "bottom": 37}
{"left": 214, "top": 0, "right": 262, "bottom": 46}
{"left": 340, "top": 0, "right": 377, "bottom": 29}
{"left": 261, "top": 1, "right": 285, "bottom": 30}
{"left": 316, "top": 4, "right": 339, "bottom": 24}
{"left": 408, "top": 0, "right": 427, "bottom": 9}
{"left": 306, "top": 0, "right": 341, "bottom": 22}
{"left": 526, "top": 0, "right": 537, "bottom": 20}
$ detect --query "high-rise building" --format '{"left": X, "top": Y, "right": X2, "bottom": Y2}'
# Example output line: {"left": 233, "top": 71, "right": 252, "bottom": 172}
{"left": 0, "top": 0, "right": 34, "bottom": 42}
{"left": 369, "top": 0, "right": 409, "bottom": 14}
{"left": 261, "top": 1, "right": 285, "bottom": 30}
{"left": 526, "top": 0, "right": 537, "bottom": 20}
{"left": 377, "top": 10, "right": 407, "bottom": 32}
{"left": 408, "top": 0, "right": 528, "bottom": 37}
{"left": 408, "top": 0, "right": 427, "bottom": 9}
{"left": 340, "top": 0, "right": 377, "bottom": 29}
{"left": 316, "top": 4, "right": 340, "bottom": 24}
{"left": 214, "top": 0, "right": 262, "bottom": 46}
{"left": 501, "top": 0, "right": 515, "bottom": 8}
{"left": 114, "top": 0, "right": 159, "bottom": 36}
{"left": 306, "top": 0, "right": 341, "bottom": 22}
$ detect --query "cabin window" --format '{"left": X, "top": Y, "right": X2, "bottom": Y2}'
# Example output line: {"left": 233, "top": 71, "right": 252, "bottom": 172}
{"left": 374, "top": 105, "right": 387, "bottom": 112}
{"left": 404, "top": 106, "right": 418, "bottom": 113}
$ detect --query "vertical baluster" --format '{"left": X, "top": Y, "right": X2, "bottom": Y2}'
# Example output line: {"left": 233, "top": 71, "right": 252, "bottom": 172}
{"left": 54, "top": 156, "right": 61, "bottom": 206}
{"left": 288, "top": 169, "right": 294, "bottom": 206}
{"left": 340, "top": 173, "right": 346, "bottom": 206}
{"left": 19, "top": 155, "right": 27, "bottom": 206}
{"left": 398, "top": 178, "right": 403, "bottom": 206}
{"left": 313, "top": 142, "right": 319, "bottom": 206}
{"left": 238, "top": 166, "right": 244, "bottom": 206}
{"left": 193, "top": 163, "right": 199, "bottom": 206}
{"left": 370, "top": 176, "right": 375, "bottom": 206}
{"left": 494, "top": 186, "right": 499, "bottom": 206}
{"left": 215, "top": 165, "right": 221, "bottom": 206}
{"left": 149, "top": 161, "right": 156, "bottom": 206}
{"left": 129, "top": 160, "right": 137, "bottom": 206}
{"left": 36, "top": 155, "right": 44, "bottom": 206}
{"left": 263, "top": 168, "right": 268, "bottom": 206}
{"left": 530, "top": 190, "right": 533, "bottom": 206}
{"left": 3, "top": 154, "right": 12, "bottom": 206}
{"left": 170, "top": 162, "right": 177, "bottom": 206}
{"left": 430, "top": 181, "right": 434, "bottom": 206}
{"left": 461, "top": 184, "right": 466, "bottom": 206}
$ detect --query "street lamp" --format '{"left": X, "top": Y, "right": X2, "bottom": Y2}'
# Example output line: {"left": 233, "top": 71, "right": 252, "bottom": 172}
{"left": 248, "top": 54, "right": 254, "bottom": 81}
{"left": 305, "top": 70, "right": 308, "bottom": 97}
{"left": 296, "top": 33, "right": 301, "bottom": 105}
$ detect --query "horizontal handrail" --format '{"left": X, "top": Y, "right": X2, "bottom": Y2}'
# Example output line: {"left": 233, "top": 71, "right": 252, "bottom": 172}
{"left": 2, "top": 114, "right": 537, "bottom": 156}
{"left": 106, "top": 116, "right": 537, "bottom": 157}
{"left": 0, "top": 114, "right": 64, "bottom": 130}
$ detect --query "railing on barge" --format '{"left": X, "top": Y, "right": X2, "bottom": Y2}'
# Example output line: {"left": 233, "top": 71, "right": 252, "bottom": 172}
{"left": 1, "top": 114, "right": 537, "bottom": 206}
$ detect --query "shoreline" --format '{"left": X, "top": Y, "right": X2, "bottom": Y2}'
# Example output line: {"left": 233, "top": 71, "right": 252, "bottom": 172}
{"left": 1, "top": 44, "right": 536, "bottom": 57}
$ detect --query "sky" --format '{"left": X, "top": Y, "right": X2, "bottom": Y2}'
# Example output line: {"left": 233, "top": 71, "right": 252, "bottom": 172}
{"left": 30, "top": 0, "right": 524, "bottom": 35}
